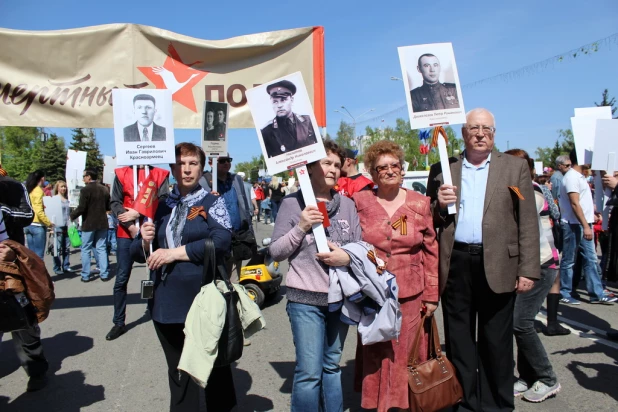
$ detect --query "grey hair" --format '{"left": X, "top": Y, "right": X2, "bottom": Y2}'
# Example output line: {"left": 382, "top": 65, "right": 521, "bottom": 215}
{"left": 555, "top": 155, "right": 570, "bottom": 166}
{"left": 464, "top": 108, "right": 496, "bottom": 127}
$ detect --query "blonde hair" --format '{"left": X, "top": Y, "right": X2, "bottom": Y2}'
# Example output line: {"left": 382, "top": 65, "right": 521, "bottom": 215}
{"left": 269, "top": 176, "right": 280, "bottom": 190}
{"left": 54, "top": 180, "right": 68, "bottom": 198}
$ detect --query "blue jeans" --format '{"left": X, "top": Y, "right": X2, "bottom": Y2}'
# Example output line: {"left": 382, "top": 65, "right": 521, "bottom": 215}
{"left": 271, "top": 200, "right": 281, "bottom": 223}
{"left": 113, "top": 238, "right": 135, "bottom": 326}
{"left": 107, "top": 228, "right": 117, "bottom": 254}
{"left": 560, "top": 222, "right": 605, "bottom": 301}
{"left": 24, "top": 225, "right": 47, "bottom": 260}
{"left": 286, "top": 301, "right": 349, "bottom": 412}
{"left": 52, "top": 227, "right": 71, "bottom": 273}
{"left": 514, "top": 266, "right": 558, "bottom": 386}
{"left": 81, "top": 229, "right": 109, "bottom": 280}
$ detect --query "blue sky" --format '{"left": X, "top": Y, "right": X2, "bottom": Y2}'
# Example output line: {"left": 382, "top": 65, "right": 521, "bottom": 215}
{"left": 1, "top": 0, "right": 617, "bottom": 169}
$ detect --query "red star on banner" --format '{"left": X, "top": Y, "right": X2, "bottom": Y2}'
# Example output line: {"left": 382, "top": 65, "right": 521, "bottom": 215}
{"left": 138, "top": 43, "right": 208, "bottom": 112}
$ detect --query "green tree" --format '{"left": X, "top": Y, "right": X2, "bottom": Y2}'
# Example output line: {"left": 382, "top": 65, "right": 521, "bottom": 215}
{"left": 335, "top": 121, "right": 354, "bottom": 149}
{"left": 535, "top": 129, "right": 574, "bottom": 167}
{"left": 595, "top": 89, "right": 617, "bottom": 118}
{"left": 0, "top": 126, "right": 43, "bottom": 181}
{"left": 234, "top": 155, "right": 265, "bottom": 182}
{"left": 69, "top": 128, "right": 104, "bottom": 173}
{"left": 37, "top": 134, "right": 67, "bottom": 183}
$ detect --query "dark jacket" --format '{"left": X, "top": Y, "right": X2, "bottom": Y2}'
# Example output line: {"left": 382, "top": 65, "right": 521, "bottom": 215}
{"left": 123, "top": 122, "right": 167, "bottom": 142}
{"left": 410, "top": 82, "right": 460, "bottom": 112}
{"left": 70, "top": 181, "right": 111, "bottom": 231}
{"left": 131, "top": 192, "right": 232, "bottom": 324}
{"left": 426, "top": 152, "right": 540, "bottom": 295}
{"left": 0, "top": 176, "right": 34, "bottom": 244}
{"left": 261, "top": 113, "right": 317, "bottom": 158}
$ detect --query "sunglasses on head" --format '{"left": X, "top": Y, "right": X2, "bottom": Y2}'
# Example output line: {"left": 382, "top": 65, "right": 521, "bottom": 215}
{"left": 218, "top": 158, "right": 233, "bottom": 164}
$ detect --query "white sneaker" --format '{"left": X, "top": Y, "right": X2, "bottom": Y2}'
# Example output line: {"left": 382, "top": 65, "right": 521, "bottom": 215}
{"left": 269, "top": 222, "right": 275, "bottom": 226}
{"left": 523, "top": 381, "right": 561, "bottom": 403}
{"left": 514, "top": 379, "right": 528, "bottom": 397}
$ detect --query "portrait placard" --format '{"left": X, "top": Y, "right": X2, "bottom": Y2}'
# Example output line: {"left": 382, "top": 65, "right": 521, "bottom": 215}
{"left": 103, "top": 156, "right": 117, "bottom": 185}
{"left": 591, "top": 119, "right": 618, "bottom": 173}
{"left": 246, "top": 72, "right": 326, "bottom": 175}
{"left": 66, "top": 150, "right": 87, "bottom": 208}
{"left": 398, "top": 43, "right": 466, "bottom": 130}
{"left": 112, "top": 89, "right": 175, "bottom": 166}
{"left": 43, "top": 196, "right": 64, "bottom": 227}
{"left": 201, "top": 101, "right": 229, "bottom": 156}
{"left": 534, "top": 162, "right": 544, "bottom": 176}
{"left": 574, "top": 106, "right": 612, "bottom": 119}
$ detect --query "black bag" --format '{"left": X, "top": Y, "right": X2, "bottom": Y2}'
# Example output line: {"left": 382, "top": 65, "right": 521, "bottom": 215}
{"left": 0, "top": 290, "right": 37, "bottom": 333}
{"left": 231, "top": 221, "right": 257, "bottom": 261}
{"left": 202, "top": 238, "right": 244, "bottom": 366}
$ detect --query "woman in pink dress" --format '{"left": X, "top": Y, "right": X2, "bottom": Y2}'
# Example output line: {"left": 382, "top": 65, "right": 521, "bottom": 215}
{"left": 352, "top": 141, "right": 439, "bottom": 411}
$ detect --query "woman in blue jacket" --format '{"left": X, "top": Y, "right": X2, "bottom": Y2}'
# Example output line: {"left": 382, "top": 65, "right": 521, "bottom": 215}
{"left": 132, "top": 142, "right": 234, "bottom": 412}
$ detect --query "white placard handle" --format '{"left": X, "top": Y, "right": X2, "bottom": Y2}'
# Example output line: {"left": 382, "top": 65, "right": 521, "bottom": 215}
{"left": 437, "top": 137, "right": 456, "bottom": 214}
{"left": 211, "top": 157, "right": 218, "bottom": 193}
{"left": 607, "top": 152, "right": 616, "bottom": 175}
{"left": 296, "top": 165, "right": 329, "bottom": 253}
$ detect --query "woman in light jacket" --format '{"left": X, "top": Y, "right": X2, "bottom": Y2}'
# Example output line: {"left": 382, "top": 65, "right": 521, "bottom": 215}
{"left": 52, "top": 180, "right": 72, "bottom": 275}
{"left": 269, "top": 140, "right": 362, "bottom": 411}
{"left": 24, "top": 170, "right": 53, "bottom": 259}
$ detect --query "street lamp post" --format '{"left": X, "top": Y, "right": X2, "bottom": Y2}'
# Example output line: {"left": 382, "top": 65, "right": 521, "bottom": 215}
{"left": 334, "top": 106, "right": 375, "bottom": 155}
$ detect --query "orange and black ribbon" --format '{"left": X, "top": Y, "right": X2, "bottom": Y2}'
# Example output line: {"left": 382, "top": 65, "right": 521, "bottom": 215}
{"left": 391, "top": 215, "right": 408, "bottom": 236}
{"left": 430, "top": 126, "right": 449, "bottom": 148}
{"left": 367, "top": 249, "right": 386, "bottom": 274}
{"left": 187, "top": 206, "right": 208, "bottom": 220}
{"left": 508, "top": 186, "right": 525, "bottom": 200}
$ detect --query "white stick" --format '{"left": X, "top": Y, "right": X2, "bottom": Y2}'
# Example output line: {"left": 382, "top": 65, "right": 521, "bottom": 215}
{"left": 607, "top": 152, "right": 616, "bottom": 175}
{"left": 437, "top": 137, "right": 456, "bottom": 214}
{"left": 133, "top": 165, "right": 139, "bottom": 230}
{"left": 145, "top": 165, "right": 153, "bottom": 255}
{"left": 212, "top": 157, "right": 218, "bottom": 193}
{"left": 52, "top": 216, "right": 58, "bottom": 257}
{"left": 296, "top": 165, "right": 329, "bottom": 253}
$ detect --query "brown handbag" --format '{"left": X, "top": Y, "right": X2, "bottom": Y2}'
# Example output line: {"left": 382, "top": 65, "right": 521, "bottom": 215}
{"left": 408, "top": 314, "right": 463, "bottom": 411}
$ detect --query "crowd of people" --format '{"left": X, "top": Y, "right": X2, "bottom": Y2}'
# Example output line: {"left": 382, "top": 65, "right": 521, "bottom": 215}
{"left": 1, "top": 107, "right": 617, "bottom": 412}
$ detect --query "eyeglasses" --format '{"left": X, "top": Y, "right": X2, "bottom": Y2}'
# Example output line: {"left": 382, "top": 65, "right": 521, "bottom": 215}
{"left": 218, "top": 158, "right": 233, "bottom": 164}
{"left": 560, "top": 163, "right": 571, "bottom": 168}
{"left": 375, "top": 163, "right": 402, "bottom": 174}
{"left": 466, "top": 125, "right": 496, "bottom": 134}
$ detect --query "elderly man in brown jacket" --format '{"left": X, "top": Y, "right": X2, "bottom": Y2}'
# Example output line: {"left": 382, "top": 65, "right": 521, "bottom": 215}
{"left": 427, "top": 108, "right": 540, "bottom": 412}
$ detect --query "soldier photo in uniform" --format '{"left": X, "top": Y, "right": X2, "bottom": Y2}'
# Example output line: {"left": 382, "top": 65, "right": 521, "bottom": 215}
{"left": 260, "top": 80, "right": 318, "bottom": 158}
{"left": 398, "top": 43, "right": 466, "bottom": 129}
{"left": 410, "top": 53, "right": 460, "bottom": 112}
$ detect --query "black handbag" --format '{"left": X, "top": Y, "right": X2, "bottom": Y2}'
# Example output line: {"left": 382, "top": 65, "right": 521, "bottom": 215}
{"left": 0, "top": 290, "right": 37, "bottom": 333}
{"left": 202, "top": 238, "right": 244, "bottom": 366}
{"left": 231, "top": 221, "right": 257, "bottom": 261}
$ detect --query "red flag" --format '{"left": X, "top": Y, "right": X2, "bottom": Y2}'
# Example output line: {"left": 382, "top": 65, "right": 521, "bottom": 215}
{"left": 134, "top": 175, "right": 159, "bottom": 219}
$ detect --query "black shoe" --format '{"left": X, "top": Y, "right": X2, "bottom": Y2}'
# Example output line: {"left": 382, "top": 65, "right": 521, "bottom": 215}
{"left": 27, "top": 374, "right": 48, "bottom": 392}
{"left": 607, "top": 330, "right": 618, "bottom": 341}
{"left": 106, "top": 325, "right": 126, "bottom": 341}
{"left": 100, "top": 277, "right": 111, "bottom": 282}
{"left": 545, "top": 323, "right": 571, "bottom": 336}
{"left": 81, "top": 277, "right": 91, "bottom": 283}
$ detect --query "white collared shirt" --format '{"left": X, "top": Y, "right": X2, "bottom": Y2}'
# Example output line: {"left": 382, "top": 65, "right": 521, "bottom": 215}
{"left": 138, "top": 123, "right": 154, "bottom": 141}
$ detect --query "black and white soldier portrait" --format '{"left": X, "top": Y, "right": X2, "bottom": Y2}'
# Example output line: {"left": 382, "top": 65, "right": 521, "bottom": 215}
{"left": 260, "top": 80, "right": 318, "bottom": 158}
{"left": 410, "top": 53, "right": 460, "bottom": 113}
{"left": 123, "top": 93, "right": 167, "bottom": 142}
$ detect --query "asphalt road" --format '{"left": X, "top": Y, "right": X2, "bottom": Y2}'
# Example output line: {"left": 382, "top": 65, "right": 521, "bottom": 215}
{"left": 1, "top": 220, "right": 617, "bottom": 411}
